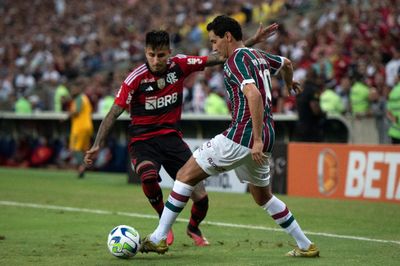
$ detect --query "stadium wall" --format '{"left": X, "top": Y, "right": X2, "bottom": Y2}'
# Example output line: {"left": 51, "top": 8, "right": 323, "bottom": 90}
{"left": 0, "top": 112, "right": 350, "bottom": 194}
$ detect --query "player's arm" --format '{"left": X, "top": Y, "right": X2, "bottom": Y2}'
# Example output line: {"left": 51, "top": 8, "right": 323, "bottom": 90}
{"left": 243, "top": 83, "right": 266, "bottom": 166}
{"left": 84, "top": 104, "right": 124, "bottom": 166}
{"left": 244, "top": 22, "right": 278, "bottom": 47}
{"left": 279, "top": 57, "right": 302, "bottom": 96}
{"left": 205, "top": 23, "right": 279, "bottom": 67}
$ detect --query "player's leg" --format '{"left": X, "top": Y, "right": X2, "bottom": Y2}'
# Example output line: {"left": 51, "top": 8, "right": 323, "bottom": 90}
{"left": 136, "top": 160, "right": 164, "bottom": 215}
{"left": 129, "top": 141, "right": 164, "bottom": 217}
{"left": 141, "top": 156, "right": 209, "bottom": 253}
{"left": 141, "top": 134, "right": 248, "bottom": 253}
{"left": 187, "top": 182, "right": 209, "bottom": 246}
{"left": 69, "top": 132, "right": 87, "bottom": 178}
{"left": 239, "top": 157, "right": 319, "bottom": 258}
{"left": 77, "top": 130, "right": 92, "bottom": 178}
{"left": 249, "top": 184, "right": 319, "bottom": 257}
{"left": 162, "top": 134, "right": 210, "bottom": 246}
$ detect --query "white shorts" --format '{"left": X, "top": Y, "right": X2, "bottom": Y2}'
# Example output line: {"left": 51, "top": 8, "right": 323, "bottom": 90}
{"left": 193, "top": 134, "right": 271, "bottom": 187}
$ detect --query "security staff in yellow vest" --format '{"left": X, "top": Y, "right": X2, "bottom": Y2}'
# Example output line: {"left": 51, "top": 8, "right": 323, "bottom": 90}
{"left": 387, "top": 68, "right": 400, "bottom": 144}
{"left": 68, "top": 78, "right": 94, "bottom": 177}
{"left": 320, "top": 83, "right": 345, "bottom": 115}
{"left": 350, "top": 76, "right": 370, "bottom": 116}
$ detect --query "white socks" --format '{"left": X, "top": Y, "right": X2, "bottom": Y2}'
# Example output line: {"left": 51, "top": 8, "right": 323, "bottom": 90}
{"left": 151, "top": 180, "right": 194, "bottom": 243}
{"left": 262, "top": 196, "right": 311, "bottom": 250}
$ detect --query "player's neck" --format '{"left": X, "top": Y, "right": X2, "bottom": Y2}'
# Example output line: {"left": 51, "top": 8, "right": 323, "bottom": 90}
{"left": 229, "top": 41, "right": 245, "bottom": 57}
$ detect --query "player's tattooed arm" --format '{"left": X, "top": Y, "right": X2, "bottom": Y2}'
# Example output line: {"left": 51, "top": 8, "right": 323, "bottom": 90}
{"left": 205, "top": 52, "right": 225, "bottom": 66}
{"left": 93, "top": 104, "right": 124, "bottom": 147}
{"left": 85, "top": 104, "right": 124, "bottom": 166}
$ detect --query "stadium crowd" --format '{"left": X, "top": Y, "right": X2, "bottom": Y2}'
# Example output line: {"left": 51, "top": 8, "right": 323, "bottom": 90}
{"left": 1, "top": 0, "right": 400, "bottom": 168}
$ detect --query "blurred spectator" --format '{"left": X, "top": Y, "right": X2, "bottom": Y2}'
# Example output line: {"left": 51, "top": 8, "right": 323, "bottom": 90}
{"left": 191, "top": 75, "right": 206, "bottom": 113}
{"left": 294, "top": 69, "right": 326, "bottom": 142}
{"left": 387, "top": 69, "right": 400, "bottom": 144}
{"left": 385, "top": 46, "right": 400, "bottom": 87}
{"left": 202, "top": 80, "right": 229, "bottom": 115}
{"left": 67, "top": 77, "right": 93, "bottom": 178}
{"left": 97, "top": 91, "right": 114, "bottom": 115}
{"left": 350, "top": 73, "right": 370, "bottom": 117}
{"left": 30, "top": 137, "right": 54, "bottom": 167}
{"left": 369, "top": 87, "right": 390, "bottom": 144}
{"left": 14, "top": 94, "right": 32, "bottom": 114}
{"left": 2, "top": 0, "right": 400, "bottom": 147}
{"left": 54, "top": 81, "right": 70, "bottom": 112}
{"left": 14, "top": 67, "right": 36, "bottom": 96}
{"left": 320, "top": 82, "right": 345, "bottom": 115}
{"left": 0, "top": 73, "right": 13, "bottom": 101}
{"left": 312, "top": 51, "right": 333, "bottom": 82}
{"left": 335, "top": 76, "right": 352, "bottom": 115}
{"left": 282, "top": 94, "right": 297, "bottom": 114}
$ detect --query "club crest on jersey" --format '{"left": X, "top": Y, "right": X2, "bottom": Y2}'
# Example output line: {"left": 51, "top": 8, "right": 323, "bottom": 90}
{"left": 166, "top": 72, "right": 178, "bottom": 84}
{"left": 157, "top": 78, "right": 166, "bottom": 90}
{"left": 223, "top": 65, "right": 231, "bottom": 77}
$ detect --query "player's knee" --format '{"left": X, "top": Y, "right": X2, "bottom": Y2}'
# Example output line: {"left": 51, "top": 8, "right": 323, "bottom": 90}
{"left": 136, "top": 162, "right": 158, "bottom": 183}
{"left": 256, "top": 194, "right": 273, "bottom": 206}
{"left": 192, "top": 183, "right": 208, "bottom": 200}
{"left": 251, "top": 185, "right": 273, "bottom": 206}
{"left": 176, "top": 167, "right": 189, "bottom": 182}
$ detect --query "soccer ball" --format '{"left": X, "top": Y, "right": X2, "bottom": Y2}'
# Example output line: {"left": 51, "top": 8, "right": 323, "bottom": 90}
{"left": 107, "top": 225, "right": 141, "bottom": 258}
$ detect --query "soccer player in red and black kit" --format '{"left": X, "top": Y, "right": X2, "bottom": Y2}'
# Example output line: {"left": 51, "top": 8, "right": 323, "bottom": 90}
{"left": 84, "top": 26, "right": 277, "bottom": 247}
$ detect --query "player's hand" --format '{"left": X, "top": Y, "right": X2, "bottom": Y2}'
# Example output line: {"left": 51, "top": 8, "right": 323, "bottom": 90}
{"left": 253, "top": 22, "right": 279, "bottom": 44}
{"left": 287, "top": 81, "right": 303, "bottom": 96}
{"left": 251, "top": 139, "right": 267, "bottom": 166}
{"left": 84, "top": 145, "right": 100, "bottom": 167}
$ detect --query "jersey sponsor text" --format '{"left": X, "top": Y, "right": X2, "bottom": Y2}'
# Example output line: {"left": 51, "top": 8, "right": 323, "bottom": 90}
{"left": 145, "top": 92, "right": 178, "bottom": 110}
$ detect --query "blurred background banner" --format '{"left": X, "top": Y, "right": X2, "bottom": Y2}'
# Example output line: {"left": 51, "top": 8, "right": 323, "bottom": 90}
{"left": 288, "top": 143, "right": 400, "bottom": 203}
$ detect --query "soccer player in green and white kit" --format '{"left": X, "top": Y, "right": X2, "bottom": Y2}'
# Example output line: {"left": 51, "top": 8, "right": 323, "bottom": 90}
{"left": 141, "top": 15, "right": 320, "bottom": 258}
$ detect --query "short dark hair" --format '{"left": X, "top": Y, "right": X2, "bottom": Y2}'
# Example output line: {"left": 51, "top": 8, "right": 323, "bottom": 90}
{"left": 206, "top": 15, "right": 243, "bottom": 41}
{"left": 145, "top": 30, "right": 170, "bottom": 49}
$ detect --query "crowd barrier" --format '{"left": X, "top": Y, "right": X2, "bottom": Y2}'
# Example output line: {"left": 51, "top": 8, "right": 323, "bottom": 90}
{"left": 1, "top": 112, "right": 351, "bottom": 194}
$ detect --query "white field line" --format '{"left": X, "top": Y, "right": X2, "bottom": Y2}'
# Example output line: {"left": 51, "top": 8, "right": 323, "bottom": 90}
{"left": 1, "top": 200, "right": 399, "bottom": 246}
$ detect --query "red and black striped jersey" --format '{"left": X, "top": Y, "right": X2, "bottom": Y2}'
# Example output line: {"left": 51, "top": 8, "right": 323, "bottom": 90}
{"left": 223, "top": 48, "right": 284, "bottom": 152}
{"left": 114, "top": 54, "right": 207, "bottom": 142}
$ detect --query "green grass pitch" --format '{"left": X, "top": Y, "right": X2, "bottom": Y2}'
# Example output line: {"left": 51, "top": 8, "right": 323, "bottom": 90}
{"left": 0, "top": 167, "right": 399, "bottom": 265}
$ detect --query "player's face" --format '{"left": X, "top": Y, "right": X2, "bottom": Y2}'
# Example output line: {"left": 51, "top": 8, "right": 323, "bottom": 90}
{"left": 145, "top": 46, "right": 171, "bottom": 73}
{"left": 208, "top": 30, "right": 228, "bottom": 59}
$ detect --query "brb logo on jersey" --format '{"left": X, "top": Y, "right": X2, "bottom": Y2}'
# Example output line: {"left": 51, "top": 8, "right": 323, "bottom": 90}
{"left": 145, "top": 92, "right": 178, "bottom": 110}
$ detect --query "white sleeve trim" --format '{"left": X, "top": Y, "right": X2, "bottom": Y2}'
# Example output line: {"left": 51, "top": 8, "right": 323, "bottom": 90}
{"left": 240, "top": 79, "right": 255, "bottom": 91}
{"left": 272, "top": 56, "right": 285, "bottom": 76}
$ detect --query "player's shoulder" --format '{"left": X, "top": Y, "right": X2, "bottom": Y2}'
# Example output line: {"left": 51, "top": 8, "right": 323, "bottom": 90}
{"left": 171, "top": 54, "right": 205, "bottom": 65}
{"left": 227, "top": 48, "right": 250, "bottom": 65}
{"left": 123, "top": 63, "right": 148, "bottom": 86}
{"left": 232, "top": 47, "right": 259, "bottom": 60}
{"left": 170, "top": 54, "right": 189, "bottom": 63}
